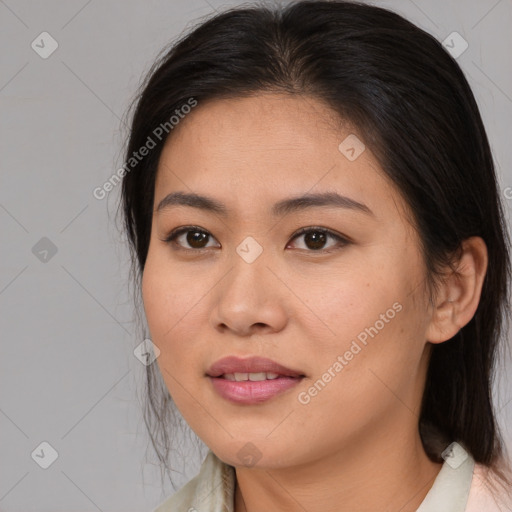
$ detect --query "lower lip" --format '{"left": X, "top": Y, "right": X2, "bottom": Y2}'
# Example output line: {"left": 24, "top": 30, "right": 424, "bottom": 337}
{"left": 208, "top": 376, "right": 303, "bottom": 404}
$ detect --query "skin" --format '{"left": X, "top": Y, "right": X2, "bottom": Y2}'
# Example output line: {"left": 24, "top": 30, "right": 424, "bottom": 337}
{"left": 141, "top": 93, "right": 488, "bottom": 512}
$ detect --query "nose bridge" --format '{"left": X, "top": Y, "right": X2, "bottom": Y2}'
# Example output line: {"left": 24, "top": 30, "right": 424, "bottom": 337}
{"left": 224, "top": 237, "right": 270, "bottom": 306}
{"left": 221, "top": 231, "right": 266, "bottom": 281}
{"left": 210, "top": 237, "right": 287, "bottom": 334}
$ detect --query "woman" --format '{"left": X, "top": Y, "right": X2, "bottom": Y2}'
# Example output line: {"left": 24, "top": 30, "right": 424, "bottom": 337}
{"left": 119, "top": 1, "right": 512, "bottom": 510}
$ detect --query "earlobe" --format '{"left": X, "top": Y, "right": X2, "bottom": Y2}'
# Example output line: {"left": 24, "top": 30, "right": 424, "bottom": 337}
{"left": 425, "top": 237, "right": 488, "bottom": 344}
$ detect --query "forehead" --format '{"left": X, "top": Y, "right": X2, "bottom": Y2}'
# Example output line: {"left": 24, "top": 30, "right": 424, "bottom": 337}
{"left": 154, "top": 93, "right": 406, "bottom": 220}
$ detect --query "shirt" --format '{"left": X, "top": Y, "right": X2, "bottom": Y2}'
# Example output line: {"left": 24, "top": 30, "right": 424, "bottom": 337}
{"left": 153, "top": 447, "right": 511, "bottom": 512}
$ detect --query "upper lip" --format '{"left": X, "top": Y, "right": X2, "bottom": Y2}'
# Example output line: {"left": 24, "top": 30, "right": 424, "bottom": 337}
{"left": 207, "top": 356, "right": 305, "bottom": 378}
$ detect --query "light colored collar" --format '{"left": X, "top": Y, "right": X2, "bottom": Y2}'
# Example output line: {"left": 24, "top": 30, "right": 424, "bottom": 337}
{"left": 154, "top": 446, "right": 475, "bottom": 512}
{"left": 154, "top": 450, "right": 235, "bottom": 511}
{"left": 417, "top": 445, "right": 474, "bottom": 512}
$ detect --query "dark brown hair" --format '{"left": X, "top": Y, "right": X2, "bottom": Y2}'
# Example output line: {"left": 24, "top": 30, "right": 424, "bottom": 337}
{"left": 118, "top": 0, "right": 512, "bottom": 495}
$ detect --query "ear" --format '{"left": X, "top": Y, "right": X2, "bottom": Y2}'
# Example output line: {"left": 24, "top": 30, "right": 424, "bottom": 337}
{"left": 425, "top": 237, "right": 488, "bottom": 344}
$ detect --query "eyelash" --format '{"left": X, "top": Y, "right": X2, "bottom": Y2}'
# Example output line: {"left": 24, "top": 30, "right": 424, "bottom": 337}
{"left": 161, "top": 225, "right": 350, "bottom": 253}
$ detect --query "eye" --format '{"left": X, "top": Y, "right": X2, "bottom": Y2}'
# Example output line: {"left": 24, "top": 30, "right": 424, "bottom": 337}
{"left": 162, "top": 225, "right": 350, "bottom": 252}
{"left": 162, "top": 226, "right": 220, "bottom": 250}
{"left": 287, "top": 227, "right": 350, "bottom": 252}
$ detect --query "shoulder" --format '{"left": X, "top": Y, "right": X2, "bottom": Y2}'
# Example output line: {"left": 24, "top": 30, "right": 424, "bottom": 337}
{"left": 153, "top": 450, "right": 236, "bottom": 512}
{"left": 465, "top": 462, "right": 512, "bottom": 512}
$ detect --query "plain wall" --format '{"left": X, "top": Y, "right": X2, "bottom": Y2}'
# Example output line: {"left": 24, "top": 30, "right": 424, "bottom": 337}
{"left": 1, "top": 0, "right": 511, "bottom": 510}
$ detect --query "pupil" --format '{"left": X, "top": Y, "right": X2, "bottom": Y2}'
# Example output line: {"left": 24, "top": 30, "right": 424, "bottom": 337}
{"left": 305, "top": 231, "right": 326, "bottom": 250}
{"left": 187, "top": 231, "right": 208, "bottom": 248}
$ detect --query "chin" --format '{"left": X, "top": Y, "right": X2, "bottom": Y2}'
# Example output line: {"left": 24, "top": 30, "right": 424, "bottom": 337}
{"left": 207, "top": 437, "right": 300, "bottom": 470}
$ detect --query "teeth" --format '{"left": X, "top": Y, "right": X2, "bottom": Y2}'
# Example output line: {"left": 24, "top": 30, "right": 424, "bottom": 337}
{"left": 223, "top": 372, "right": 281, "bottom": 381}
{"left": 249, "top": 372, "right": 267, "bottom": 381}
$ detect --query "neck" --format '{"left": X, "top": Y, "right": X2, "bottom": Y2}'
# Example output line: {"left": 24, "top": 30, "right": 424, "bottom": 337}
{"left": 234, "top": 423, "right": 442, "bottom": 512}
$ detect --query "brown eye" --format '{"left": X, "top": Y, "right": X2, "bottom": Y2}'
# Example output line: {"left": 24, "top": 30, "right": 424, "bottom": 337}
{"left": 288, "top": 227, "right": 349, "bottom": 252}
{"left": 186, "top": 230, "right": 209, "bottom": 248}
{"left": 164, "top": 226, "right": 220, "bottom": 250}
{"left": 303, "top": 230, "right": 327, "bottom": 250}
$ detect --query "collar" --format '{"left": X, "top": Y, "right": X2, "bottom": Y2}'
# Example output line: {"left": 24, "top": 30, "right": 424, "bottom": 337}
{"left": 154, "top": 445, "right": 475, "bottom": 512}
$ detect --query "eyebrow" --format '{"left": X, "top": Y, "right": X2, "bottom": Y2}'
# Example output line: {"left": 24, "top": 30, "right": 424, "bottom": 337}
{"left": 156, "top": 191, "right": 373, "bottom": 217}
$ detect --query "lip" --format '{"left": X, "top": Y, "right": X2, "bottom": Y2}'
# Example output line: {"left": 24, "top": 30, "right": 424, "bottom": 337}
{"left": 206, "top": 356, "right": 304, "bottom": 378}
{"left": 206, "top": 356, "right": 305, "bottom": 405}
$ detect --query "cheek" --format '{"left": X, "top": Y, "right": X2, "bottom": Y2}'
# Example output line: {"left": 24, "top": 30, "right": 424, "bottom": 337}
{"left": 300, "top": 263, "right": 428, "bottom": 403}
{"left": 293, "top": 299, "right": 426, "bottom": 445}
{"left": 298, "top": 264, "right": 401, "bottom": 352}
{"left": 142, "top": 249, "right": 203, "bottom": 338}
{"left": 142, "top": 257, "right": 191, "bottom": 367}
{"left": 141, "top": 253, "right": 216, "bottom": 397}
{"left": 141, "top": 253, "right": 233, "bottom": 446}
{"left": 141, "top": 261, "right": 171, "bottom": 343}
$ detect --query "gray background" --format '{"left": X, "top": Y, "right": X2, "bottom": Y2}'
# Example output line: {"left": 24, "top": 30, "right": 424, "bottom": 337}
{"left": 1, "top": 0, "right": 511, "bottom": 511}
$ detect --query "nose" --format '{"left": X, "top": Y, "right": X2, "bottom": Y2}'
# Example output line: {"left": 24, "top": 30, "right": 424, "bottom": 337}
{"left": 209, "top": 249, "right": 288, "bottom": 337}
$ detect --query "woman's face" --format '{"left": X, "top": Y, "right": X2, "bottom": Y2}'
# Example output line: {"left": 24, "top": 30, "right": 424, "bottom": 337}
{"left": 142, "top": 93, "right": 435, "bottom": 468}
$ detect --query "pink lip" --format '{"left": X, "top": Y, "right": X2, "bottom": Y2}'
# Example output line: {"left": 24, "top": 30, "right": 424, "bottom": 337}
{"left": 209, "top": 376, "right": 303, "bottom": 404}
{"left": 206, "top": 356, "right": 305, "bottom": 405}
{"left": 206, "top": 356, "right": 304, "bottom": 378}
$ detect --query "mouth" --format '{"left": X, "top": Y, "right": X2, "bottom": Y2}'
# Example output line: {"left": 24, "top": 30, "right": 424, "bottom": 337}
{"left": 206, "top": 355, "right": 305, "bottom": 379}
{"left": 207, "top": 356, "right": 305, "bottom": 404}
{"left": 219, "top": 372, "right": 292, "bottom": 381}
